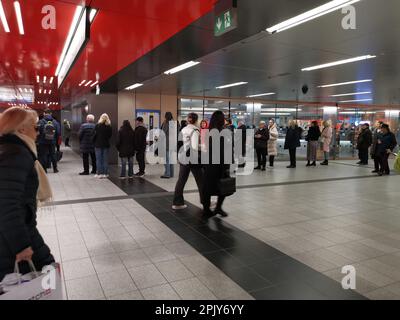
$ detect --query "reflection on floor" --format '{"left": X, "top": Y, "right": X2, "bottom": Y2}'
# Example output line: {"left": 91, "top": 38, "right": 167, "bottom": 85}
{"left": 39, "top": 148, "right": 400, "bottom": 299}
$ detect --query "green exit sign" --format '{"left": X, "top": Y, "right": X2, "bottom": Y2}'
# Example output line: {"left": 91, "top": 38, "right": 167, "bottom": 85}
{"left": 214, "top": 8, "right": 237, "bottom": 37}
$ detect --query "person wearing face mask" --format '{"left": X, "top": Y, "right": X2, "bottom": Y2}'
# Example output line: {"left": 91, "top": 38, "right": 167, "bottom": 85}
{"left": 0, "top": 107, "right": 54, "bottom": 282}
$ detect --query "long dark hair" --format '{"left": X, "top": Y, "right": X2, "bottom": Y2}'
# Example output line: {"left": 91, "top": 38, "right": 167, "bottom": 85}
{"left": 120, "top": 120, "right": 134, "bottom": 132}
{"left": 209, "top": 111, "right": 225, "bottom": 131}
{"left": 164, "top": 112, "right": 173, "bottom": 122}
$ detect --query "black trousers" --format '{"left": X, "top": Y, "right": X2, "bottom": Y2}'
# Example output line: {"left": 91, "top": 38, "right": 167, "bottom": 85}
{"left": 82, "top": 152, "right": 96, "bottom": 173}
{"left": 136, "top": 150, "right": 146, "bottom": 174}
{"left": 256, "top": 148, "right": 267, "bottom": 168}
{"left": 377, "top": 152, "right": 390, "bottom": 174}
{"left": 358, "top": 147, "right": 369, "bottom": 164}
{"left": 289, "top": 148, "right": 296, "bottom": 166}
{"left": 203, "top": 194, "right": 226, "bottom": 211}
{"left": 65, "top": 137, "right": 70, "bottom": 146}
{"left": 173, "top": 164, "right": 204, "bottom": 205}
{"left": 38, "top": 144, "right": 57, "bottom": 172}
{"left": 269, "top": 155, "right": 275, "bottom": 167}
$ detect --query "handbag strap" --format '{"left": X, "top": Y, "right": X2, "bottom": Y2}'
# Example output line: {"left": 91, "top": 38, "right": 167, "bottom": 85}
{"left": 14, "top": 260, "right": 39, "bottom": 284}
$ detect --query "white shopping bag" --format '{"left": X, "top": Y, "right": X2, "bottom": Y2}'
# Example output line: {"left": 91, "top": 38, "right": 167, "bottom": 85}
{"left": 0, "top": 261, "right": 63, "bottom": 300}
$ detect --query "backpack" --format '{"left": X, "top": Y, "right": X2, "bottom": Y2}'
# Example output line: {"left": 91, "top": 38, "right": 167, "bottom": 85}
{"left": 44, "top": 121, "right": 56, "bottom": 141}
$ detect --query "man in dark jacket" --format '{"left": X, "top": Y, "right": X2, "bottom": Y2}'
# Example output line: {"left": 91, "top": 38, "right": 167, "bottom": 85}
{"left": 37, "top": 109, "right": 60, "bottom": 173}
{"left": 356, "top": 123, "right": 373, "bottom": 165}
{"left": 375, "top": 124, "right": 397, "bottom": 176}
{"left": 78, "top": 114, "right": 97, "bottom": 175}
{"left": 254, "top": 121, "right": 269, "bottom": 171}
{"left": 284, "top": 121, "right": 303, "bottom": 168}
{"left": 134, "top": 117, "right": 148, "bottom": 177}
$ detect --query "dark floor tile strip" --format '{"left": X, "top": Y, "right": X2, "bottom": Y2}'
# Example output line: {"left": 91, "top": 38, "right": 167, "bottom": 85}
{"left": 46, "top": 195, "right": 131, "bottom": 207}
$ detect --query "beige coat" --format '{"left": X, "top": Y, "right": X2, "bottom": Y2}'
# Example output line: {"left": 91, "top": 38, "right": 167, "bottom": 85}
{"left": 267, "top": 124, "right": 279, "bottom": 156}
{"left": 321, "top": 127, "right": 333, "bottom": 152}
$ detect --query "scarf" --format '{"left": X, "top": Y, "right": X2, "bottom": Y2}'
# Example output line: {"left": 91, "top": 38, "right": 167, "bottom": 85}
{"left": 15, "top": 133, "right": 53, "bottom": 205}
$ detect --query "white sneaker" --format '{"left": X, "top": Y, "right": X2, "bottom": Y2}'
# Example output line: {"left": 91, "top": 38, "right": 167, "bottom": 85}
{"left": 94, "top": 174, "right": 100, "bottom": 178}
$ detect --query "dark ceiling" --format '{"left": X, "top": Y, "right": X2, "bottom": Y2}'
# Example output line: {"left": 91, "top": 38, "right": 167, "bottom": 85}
{"left": 127, "top": 0, "right": 400, "bottom": 107}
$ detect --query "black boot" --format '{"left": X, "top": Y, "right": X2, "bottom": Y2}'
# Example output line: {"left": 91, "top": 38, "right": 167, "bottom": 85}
{"left": 306, "top": 161, "right": 311, "bottom": 167}
{"left": 311, "top": 161, "right": 316, "bottom": 167}
{"left": 320, "top": 160, "right": 328, "bottom": 166}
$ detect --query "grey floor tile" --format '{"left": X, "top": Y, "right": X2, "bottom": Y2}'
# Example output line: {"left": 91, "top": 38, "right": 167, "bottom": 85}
{"left": 66, "top": 275, "right": 104, "bottom": 300}
{"left": 119, "top": 249, "right": 153, "bottom": 268}
{"left": 141, "top": 284, "right": 181, "bottom": 300}
{"left": 62, "top": 258, "right": 96, "bottom": 281}
{"left": 156, "top": 259, "right": 194, "bottom": 282}
{"left": 128, "top": 264, "right": 168, "bottom": 289}
{"left": 171, "top": 278, "right": 217, "bottom": 300}
{"left": 98, "top": 269, "right": 137, "bottom": 297}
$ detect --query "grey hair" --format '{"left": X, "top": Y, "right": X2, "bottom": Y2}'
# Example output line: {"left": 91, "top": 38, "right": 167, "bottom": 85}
{"left": 87, "top": 114, "right": 95, "bottom": 123}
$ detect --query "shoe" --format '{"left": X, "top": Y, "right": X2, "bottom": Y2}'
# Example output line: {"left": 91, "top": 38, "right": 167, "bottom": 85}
{"left": 286, "top": 165, "right": 295, "bottom": 168}
{"left": 160, "top": 175, "right": 170, "bottom": 179}
{"left": 372, "top": 170, "right": 379, "bottom": 173}
{"left": 91, "top": 171, "right": 96, "bottom": 174}
{"left": 356, "top": 161, "right": 362, "bottom": 165}
{"left": 254, "top": 166, "right": 261, "bottom": 170}
{"left": 79, "top": 172, "right": 89, "bottom": 176}
{"left": 378, "top": 171, "right": 383, "bottom": 176}
{"left": 203, "top": 209, "right": 216, "bottom": 218}
{"left": 119, "top": 176, "right": 127, "bottom": 180}
{"left": 54, "top": 169, "right": 59, "bottom": 173}
{"left": 311, "top": 162, "right": 316, "bottom": 167}
{"left": 306, "top": 161, "right": 311, "bottom": 167}
{"left": 135, "top": 172, "right": 145, "bottom": 178}
{"left": 215, "top": 209, "right": 228, "bottom": 217}
{"left": 94, "top": 174, "right": 99, "bottom": 178}
{"left": 172, "top": 204, "right": 187, "bottom": 210}
{"left": 320, "top": 161, "right": 328, "bottom": 166}
{"left": 261, "top": 167, "right": 266, "bottom": 171}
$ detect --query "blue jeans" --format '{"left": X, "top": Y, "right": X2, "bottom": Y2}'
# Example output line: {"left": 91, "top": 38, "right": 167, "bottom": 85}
{"left": 121, "top": 157, "right": 133, "bottom": 177}
{"left": 95, "top": 148, "right": 109, "bottom": 175}
{"left": 164, "top": 152, "right": 174, "bottom": 177}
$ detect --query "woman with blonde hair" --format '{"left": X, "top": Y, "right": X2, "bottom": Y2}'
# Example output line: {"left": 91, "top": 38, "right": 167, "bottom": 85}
{"left": 320, "top": 120, "right": 333, "bottom": 166}
{"left": 0, "top": 107, "right": 54, "bottom": 281}
{"left": 94, "top": 113, "right": 112, "bottom": 178}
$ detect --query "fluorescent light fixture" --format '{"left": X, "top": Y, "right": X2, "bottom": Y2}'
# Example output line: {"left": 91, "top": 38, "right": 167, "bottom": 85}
{"left": 164, "top": 61, "right": 200, "bottom": 75}
{"left": 216, "top": 82, "right": 248, "bottom": 89}
{"left": 339, "top": 98, "right": 372, "bottom": 103}
{"left": 13, "top": 1, "right": 24, "bottom": 35}
{"left": 90, "top": 81, "right": 98, "bottom": 87}
{"left": 302, "top": 55, "right": 376, "bottom": 71}
{"left": 267, "top": 0, "right": 362, "bottom": 34}
{"left": 0, "top": 0, "right": 10, "bottom": 33}
{"left": 89, "top": 9, "right": 97, "bottom": 23}
{"left": 330, "top": 91, "right": 371, "bottom": 97}
{"left": 339, "top": 111, "right": 376, "bottom": 114}
{"left": 36, "top": 76, "right": 40, "bottom": 83}
{"left": 49, "top": 90, "right": 52, "bottom": 94}
{"left": 56, "top": 6, "right": 88, "bottom": 88}
{"left": 39, "top": 89, "right": 42, "bottom": 94}
{"left": 323, "top": 106, "right": 338, "bottom": 114}
{"left": 247, "top": 92, "right": 276, "bottom": 98}
{"left": 44, "top": 76, "right": 47, "bottom": 83}
{"left": 30, "top": 88, "right": 33, "bottom": 93}
{"left": 125, "top": 83, "right": 143, "bottom": 90}
{"left": 44, "top": 90, "right": 47, "bottom": 94}
{"left": 79, "top": 80, "right": 86, "bottom": 86}
{"left": 262, "top": 108, "right": 301, "bottom": 112}
{"left": 180, "top": 107, "right": 218, "bottom": 111}
{"left": 84, "top": 80, "right": 92, "bottom": 87}
{"left": 49, "top": 77, "right": 54, "bottom": 84}
{"left": 318, "top": 79, "right": 372, "bottom": 88}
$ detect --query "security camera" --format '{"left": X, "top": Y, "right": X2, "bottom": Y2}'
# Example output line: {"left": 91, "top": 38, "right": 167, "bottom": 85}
{"left": 302, "top": 85, "right": 309, "bottom": 95}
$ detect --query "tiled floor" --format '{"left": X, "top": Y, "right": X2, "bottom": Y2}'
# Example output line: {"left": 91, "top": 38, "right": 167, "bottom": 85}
{"left": 38, "top": 148, "right": 400, "bottom": 299}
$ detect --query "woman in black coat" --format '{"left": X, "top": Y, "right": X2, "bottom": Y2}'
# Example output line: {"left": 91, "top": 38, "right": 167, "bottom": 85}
{"left": 254, "top": 121, "right": 269, "bottom": 171}
{"left": 306, "top": 121, "right": 321, "bottom": 167}
{"left": 284, "top": 120, "right": 303, "bottom": 168}
{"left": 202, "top": 111, "right": 232, "bottom": 218}
{"left": 0, "top": 107, "right": 54, "bottom": 281}
{"left": 116, "top": 120, "right": 135, "bottom": 179}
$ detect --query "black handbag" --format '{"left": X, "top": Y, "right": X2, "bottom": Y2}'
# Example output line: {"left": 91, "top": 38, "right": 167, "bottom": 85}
{"left": 217, "top": 176, "right": 236, "bottom": 197}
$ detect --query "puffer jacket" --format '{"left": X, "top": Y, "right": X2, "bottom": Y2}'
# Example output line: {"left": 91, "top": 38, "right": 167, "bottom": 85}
{"left": 79, "top": 122, "right": 96, "bottom": 153}
{"left": 0, "top": 134, "right": 54, "bottom": 280}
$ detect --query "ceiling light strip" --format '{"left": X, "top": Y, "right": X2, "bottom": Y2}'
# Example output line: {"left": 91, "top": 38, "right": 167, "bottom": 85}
{"left": 13, "top": 1, "right": 24, "bottom": 35}
{"left": 330, "top": 91, "right": 371, "bottom": 97}
{"left": 247, "top": 92, "right": 276, "bottom": 98}
{"left": 0, "top": 0, "right": 10, "bottom": 33}
{"left": 216, "top": 82, "right": 248, "bottom": 89}
{"left": 302, "top": 55, "right": 376, "bottom": 71}
{"left": 164, "top": 61, "right": 201, "bottom": 75}
{"left": 266, "top": 0, "right": 362, "bottom": 34}
{"left": 125, "top": 83, "right": 143, "bottom": 90}
{"left": 339, "top": 98, "right": 373, "bottom": 103}
{"left": 317, "top": 79, "right": 372, "bottom": 88}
